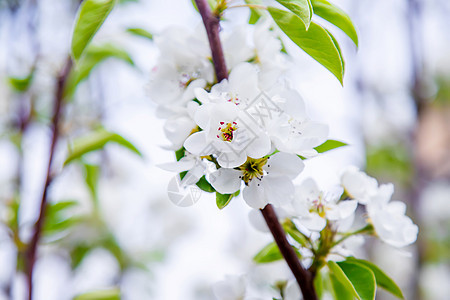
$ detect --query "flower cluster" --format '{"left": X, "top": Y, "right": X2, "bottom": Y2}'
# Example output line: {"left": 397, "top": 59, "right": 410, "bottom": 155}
{"left": 150, "top": 19, "right": 418, "bottom": 300}
{"left": 152, "top": 21, "right": 328, "bottom": 209}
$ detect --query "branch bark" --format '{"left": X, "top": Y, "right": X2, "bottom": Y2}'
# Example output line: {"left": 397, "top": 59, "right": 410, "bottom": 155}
{"left": 194, "top": 0, "right": 228, "bottom": 82}
{"left": 194, "top": 1, "right": 317, "bottom": 298}
{"left": 261, "top": 205, "right": 318, "bottom": 300}
{"left": 25, "top": 57, "right": 72, "bottom": 300}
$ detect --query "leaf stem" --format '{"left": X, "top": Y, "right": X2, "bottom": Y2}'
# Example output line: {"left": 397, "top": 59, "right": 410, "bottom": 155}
{"left": 24, "top": 57, "right": 72, "bottom": 300}
{"left": 227, "top": 4, "right": 267, "bottom": 10}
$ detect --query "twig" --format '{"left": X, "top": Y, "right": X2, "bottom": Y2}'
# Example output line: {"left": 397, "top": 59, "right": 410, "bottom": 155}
{"left": 194, "top": 0, "right": 317, "bottom": 298}
{"left": 261, "top": 205, "right": 318, "bottom": 300}
{"left": 194, "top": 0, "right": 228, "bottom": 82}
{"left": 24, "top": 57, "right": 72, "bottom": 300}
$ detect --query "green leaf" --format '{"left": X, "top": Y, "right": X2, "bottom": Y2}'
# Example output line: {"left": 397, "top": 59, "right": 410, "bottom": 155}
{"left": 329, "top": 272, "right": 354, "bottom": 300}
{"left": 276, "top": 0, "right": 313, "bottom": 29}
{"left": 283, "top": 222, "right": 308, "bottom": 247}
{"left": 314, "top": 269, "right": 324, "bottom": 299}
{"left": 126, "top": 27, "right": 153, "bottom": 40}
{"left": 311, "top": 0, "right": 358, "bottom": 47}
{"left": 8, "top": 70, "right": 34, "bottom": 92}
{"left": 314, "top": 139, "right": 347, "bottom": 153}
{"left": 196, "top": 176, "right": 216, "bottom": 193}
{"left": 71, "top": 0, "right": 116, "bottom": 61}
{"left": 43, "top": 200, "right": 81, "bottom": 237}
{"left": 337, "top": 261, "right": 377, "bottom": 300}
{"left": 83, "top": 163, "right": 100, "bottom": 204}
{"left": 347, "top": 258, "right": 404, "bottom": 299}
{"left": 268, "top": 7, "right": 344, "bottom": 84}
{"left": 326, "top": 28, "right": 345, "bottom": 75}
{"left": 216, "top": 190, "right": 240, "bottom": 209}
{"left": 253, "top": 242, "right": 283, "bottom": 263}
{"left": 65, "top": 128, "right": 142, "bottom": 166}
{"left": 64, "top": 43, "right": 135, "bottom": 98}
{"left": 73, "top": 288, "right": 120, "bottom": 300}
{"left": 175, "top": 147, "right": 186, "bottom": 161}
{"left": 253, "top": 242, "right": 301, "bottom": 264}
{"left": 246, "top": 0, "right": 263, "bottom": 24}
{"left": 327, "top": 261, "right": 360, "bottom": 299}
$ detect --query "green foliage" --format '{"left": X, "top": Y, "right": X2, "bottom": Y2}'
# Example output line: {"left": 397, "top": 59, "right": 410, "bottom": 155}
{"left": 196, "top": 176, "right": 215, "bottom": 193}
{"left": 268, "top": 7, "right": 344, "bottom": 84}
{"left": 328, "top": 260, "right": 377, "bottom": 300}
{"left": 83, "top": 163, "right": 100, "bottom": 204}
{"left": 8, "top": 70, "right": 34, "bottom": 92}
{"left": 366, "top": 143, "right": 412, "bottom": 185}
{"left": 276, "top": 0, "right": 313, "bottom": 29}
{"left": 253, "top": 242, "right": 283, "bottom": 263}
{"left": 327, "top": 261, "right": 361, "bottom": 300}
{"left": 73, "top": 288, "right": 120, "bottom": 300}
{"left": 283, "top": 220, "right": 308, "bottom": 247}
{"left": 71, "top": 0, "right": 116, "bottom": 61}
{"left": 311, "top": 0, "right": 358, "bottom": 47}
{"left": 126, "top": 27, "right": 153, "bottom": 40}
{"left": 64, "top": 128, "right": 142, "bottom": 166}
{"left": 65, "top": 43, "right": 135, "bottom": 98}
{"left": 246, "top": 0, "right": 263, "bottom": 24}
{"left": 43, "top": 200, "right": 82, "bottom": 238}
{"left": 347, "top": 258, "right": 404, "bottom": 299}
{"left": 315, "top": 139, "right": 347, "bottom": 153}
{"left": 253, "top": 242, "right": 301, "bottom": 263}
{"left": 216, "top": 190, "right": 240, "bottom": 209}
{"left": 337, "top": 261, "right": 376, "bottom": 300}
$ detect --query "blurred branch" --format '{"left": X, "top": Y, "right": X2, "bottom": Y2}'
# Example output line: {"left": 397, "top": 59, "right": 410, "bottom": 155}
{"left": 24, "top": 57, "right": 73, "bottom": 300}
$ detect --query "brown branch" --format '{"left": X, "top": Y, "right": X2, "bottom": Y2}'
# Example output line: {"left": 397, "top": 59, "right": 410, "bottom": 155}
{"left": 261, "top": 205, "right": 318, "bottom": 300}
{"left": 194, "top": 0, "right": 317, "bottom": 298}
{"left": 194, "top": 0, "right": 228, "bottom": 82}
{"left": 25, "top": 57, "right": 72, "bottom": 300}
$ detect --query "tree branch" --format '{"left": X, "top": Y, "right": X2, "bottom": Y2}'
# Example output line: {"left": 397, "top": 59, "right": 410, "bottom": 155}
{"left": 25, "top": 57, "right": 72, "bottom": 300}
{"left": 261, "top": 204, "right": 318, "bottom": 300}
{"left": 194, "top": 0, "right": 228, "bottom": 82}
{"left": 194, "top": 1, "right": 317, "bottom": 298}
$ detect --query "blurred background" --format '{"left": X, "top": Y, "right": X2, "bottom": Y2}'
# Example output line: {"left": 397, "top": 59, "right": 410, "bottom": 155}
{"left": 0, "top": 0, "right": 449, "bottom": 299}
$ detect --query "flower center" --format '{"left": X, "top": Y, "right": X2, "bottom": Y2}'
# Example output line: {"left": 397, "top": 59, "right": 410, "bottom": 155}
{"left": 310, "top": 193, "right": 329, "bottom": 218}
{"left": 217, "top": 121, "right": 237, "bottom": 142}
{"left": 239, "top": 157, "right": 268, "bottom": 184}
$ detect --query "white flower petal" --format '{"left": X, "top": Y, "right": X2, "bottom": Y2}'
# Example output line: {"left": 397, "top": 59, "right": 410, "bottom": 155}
{"left": 183, "top": 131, "right": 209, "bottom": 155}
{"left": 243, "top": 181, "right": 268, "bottom": 209}
{"left": 265, "top": 152, "right": 304, "bottom": 179}
{"left": 209, "top": 168, "right": 241, "bottom": 194}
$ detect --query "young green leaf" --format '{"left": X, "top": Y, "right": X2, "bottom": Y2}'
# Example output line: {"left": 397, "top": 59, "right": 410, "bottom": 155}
{"left": 326, "top": 28, "right": 345, "bottom": 75}
{"left": 276, "top": 0, "right": 313, "bottom": 29}
{"left": 314, "top": 139, "right": 347, "bottom": 153}
{"left": 253, "top": 242, "right": 283, "bottom": 263}
{"left": 126, "top": 27, "right": 153, "bottom": 40}
{"left": 327, "top": 261, "right": 360, "bottom": 299}
{"left": 329, "top": 272, "right": 354, "bottom": 300}
{"left": 73, "top": 288, "right": 120, "bottom": 300}
{"left": 337, "top": 261, "right": 377, "bottom": 300}
{"left": 83, "top": 163, "right": 100, "bottom": 204}
{"left": 246, "top": 0, "right": 263, "bottom": 24}
{"left": 346, "top": 258, "right": 404, "bottom": 299}
{"left": 196, "top": 176, "right": 215, "bottom": 193}
{"left": 268, "top": 7, "right": 344, "bottom": 84}
{"left": 8, "top": 70, "right": 34, "bottom": 92}
{"left": 311, "top": 0, "right": 358, "bottom": 47}
{"left": 64, "top": 43, "right": 135, "bottom": 98}
{"left": 71, "top": 0, "right": 116, "bottom": 61}
{"left": 65, "top": 128, "right": 142, "bottom": 166}
{"left": 216, "top": 190, "right": 239, "bottom": 209}
{"left": 283, "top": 223, "right": 308, "bottom": 247}
{"left": 253, "top": 242, "right": 301, "bottom": 264}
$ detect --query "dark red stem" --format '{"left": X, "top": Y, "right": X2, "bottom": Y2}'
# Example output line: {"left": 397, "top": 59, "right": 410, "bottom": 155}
{"left": 194, "top": 0, "right": 228, "bottom": 82}
{"left": 261, "top": 205, "right": 318, "bottom": 299}
{"left": 25, "top": 58, "right": 72, "bottom": 300}
{"left": 194, "top": 1, "right": 317, "bottom": 298}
